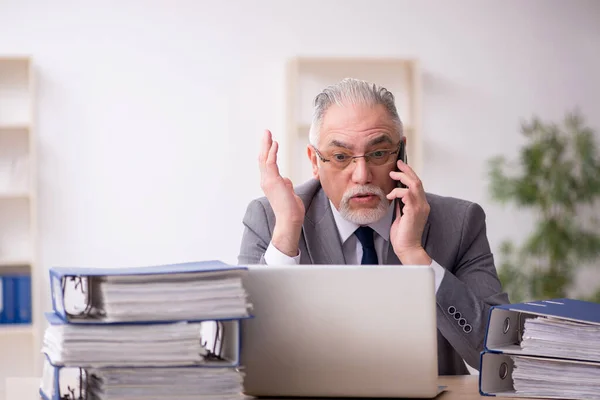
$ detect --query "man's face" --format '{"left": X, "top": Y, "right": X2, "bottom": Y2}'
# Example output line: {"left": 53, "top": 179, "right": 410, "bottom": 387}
{"left": 308, "top": 103, "right": 401, "bottom": 225}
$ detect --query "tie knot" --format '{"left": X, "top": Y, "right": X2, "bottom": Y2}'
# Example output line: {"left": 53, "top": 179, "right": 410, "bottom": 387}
{"left": 355, "top": 226, "right": 376, "bottom": 250}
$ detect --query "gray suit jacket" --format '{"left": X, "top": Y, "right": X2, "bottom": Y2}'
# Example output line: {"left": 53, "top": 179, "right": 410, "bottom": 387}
{"left": 238, "top": 179, "right": 510, "bottom": 375}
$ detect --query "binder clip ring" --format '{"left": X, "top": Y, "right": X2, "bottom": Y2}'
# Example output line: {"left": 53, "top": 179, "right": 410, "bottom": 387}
{"left": 499, "top": 362, "right": 508, "bottom": 380}
{"left": 58, "top": 368, "right": 86, "bottom": 400}
{"left": 61, "top": 275, "right": 95, "bottom": 317}
{"left": 201, "top": 320, "right": 225, "bottom": 361}
{"left": 503, "top": 317, "right": 510, "bottom": 334}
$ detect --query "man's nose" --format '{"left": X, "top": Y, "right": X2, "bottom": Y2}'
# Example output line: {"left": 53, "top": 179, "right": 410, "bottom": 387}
{"left": 351, "top": 157, "right": 372, "bottom": 184}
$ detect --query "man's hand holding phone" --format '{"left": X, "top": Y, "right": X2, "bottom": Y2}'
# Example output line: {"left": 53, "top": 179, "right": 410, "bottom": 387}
{"left": 387, "top": 155, "right": 432, "bottom": 266}
{"left": 258, "top": 130, "right": 305, "bottom": 257}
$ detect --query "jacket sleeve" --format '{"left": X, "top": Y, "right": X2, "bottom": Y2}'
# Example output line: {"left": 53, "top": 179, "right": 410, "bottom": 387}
{"left": 237, "top": 199, "right": 271, "bottom": 265}
{"left": 434, "top": 202, "right": 510, "bottom": 370}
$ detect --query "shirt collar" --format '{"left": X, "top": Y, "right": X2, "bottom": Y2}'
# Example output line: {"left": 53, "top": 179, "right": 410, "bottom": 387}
{"left": 329, "top": 199, "right": 395, "bottom": 244}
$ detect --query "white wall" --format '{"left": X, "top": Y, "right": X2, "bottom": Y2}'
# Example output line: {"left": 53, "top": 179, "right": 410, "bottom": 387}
{"left": 0, "top": 0, "right": 599, "bottom": 374}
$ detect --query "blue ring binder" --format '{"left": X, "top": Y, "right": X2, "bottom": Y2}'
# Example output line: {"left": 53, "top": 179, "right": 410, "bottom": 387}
{"left": 40, "top": 260, "right": 253, "bottom": 400}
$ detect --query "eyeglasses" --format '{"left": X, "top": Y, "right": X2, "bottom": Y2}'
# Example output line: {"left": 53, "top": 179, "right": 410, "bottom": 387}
{"left": 312, "top": 143, "right": 401, "bottom": 170}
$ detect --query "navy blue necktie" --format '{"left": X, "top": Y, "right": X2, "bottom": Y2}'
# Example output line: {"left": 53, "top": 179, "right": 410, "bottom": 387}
{"left": 355, "top": 226, "right": 378, "bottom": 265}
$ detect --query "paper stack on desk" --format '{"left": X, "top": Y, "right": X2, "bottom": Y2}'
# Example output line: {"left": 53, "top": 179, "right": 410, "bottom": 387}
{"left": 511, "top": 355, "right": 600, "bottom": 400}
{"left": 43, "top": 314, "right": 211, "bottom": 367}
{"left": 479, "top": 298, "right": 600, "bottom": 400}
{"left": 54, "top": 263, "right": 250, "bottom": 323}
{"left": 39, "top": 260, "right": 252, "bottom": 400}
{"left": 98, "top": 273, "right": 248, "bottom": 321}
{"left": 86, "top": 367, "right": 244, "bottom": 400}
{"left": 519, "top": 315, "right": 600, "bottom": 362}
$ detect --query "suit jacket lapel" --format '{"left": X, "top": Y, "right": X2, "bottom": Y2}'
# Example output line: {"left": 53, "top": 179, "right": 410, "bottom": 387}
{"left": 384, "top": 219, "right": 431, "bottom": 265}
{"left": 385, "top": 244, "right": 401, "bottom": 265}
{"left": 303, "top": 188, "right": 346, "bottom": 265}
{"left": 421, "top": 220, "right": 431, "bottom": 250}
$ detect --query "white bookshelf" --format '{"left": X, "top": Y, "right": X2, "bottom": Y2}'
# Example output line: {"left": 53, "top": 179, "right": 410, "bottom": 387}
{"left": 0, "top": 324, "right": 34, "bottom": 336}
{"left": 0, "top": 56, "right": 39, "bottom": 383}
{"left": 285, "top": 57, "right": 422, "bottom": 185}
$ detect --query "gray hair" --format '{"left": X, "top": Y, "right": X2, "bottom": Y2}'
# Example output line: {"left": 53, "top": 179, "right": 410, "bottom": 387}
{"left": 308, "top": 78, "right": 403, "bottom": 146}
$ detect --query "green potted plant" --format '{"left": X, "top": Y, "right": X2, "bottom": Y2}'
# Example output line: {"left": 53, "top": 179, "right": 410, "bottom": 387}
{"left": 487, "top": 110, "right": 600, "bottom": 303}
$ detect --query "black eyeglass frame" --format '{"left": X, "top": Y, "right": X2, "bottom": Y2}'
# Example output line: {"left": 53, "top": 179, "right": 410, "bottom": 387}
{"left": 311, "top": 142, "right": 402, "bottom": 168}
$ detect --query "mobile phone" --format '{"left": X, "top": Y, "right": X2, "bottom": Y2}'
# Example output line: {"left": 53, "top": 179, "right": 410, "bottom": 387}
{"left": 396, "top": 138, "right": 407, "bottom": 215}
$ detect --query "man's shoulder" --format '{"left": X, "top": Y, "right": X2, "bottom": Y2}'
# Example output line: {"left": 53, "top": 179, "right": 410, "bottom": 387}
{"left": 425, "top": 192, "right": 476, "bottom": 208}
{"left": 425, "top": 192, "right": 487, "bottom": 224}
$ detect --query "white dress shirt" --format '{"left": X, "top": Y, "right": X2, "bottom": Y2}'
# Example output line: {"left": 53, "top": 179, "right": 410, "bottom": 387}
{"left": 264, "top": 201, "right": 446, "bottom": 293}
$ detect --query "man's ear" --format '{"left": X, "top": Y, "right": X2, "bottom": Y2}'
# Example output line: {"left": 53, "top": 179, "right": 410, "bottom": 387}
{"left": 307, "top": 145, "right": 319, "bottom": 180}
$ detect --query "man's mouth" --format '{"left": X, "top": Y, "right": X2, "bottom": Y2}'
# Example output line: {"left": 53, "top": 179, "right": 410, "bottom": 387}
{"left": 354, "top": 193, "right": 374, "bottom": 198}
{"left": 351, "top": 193, "right": 379, "bottom": 203}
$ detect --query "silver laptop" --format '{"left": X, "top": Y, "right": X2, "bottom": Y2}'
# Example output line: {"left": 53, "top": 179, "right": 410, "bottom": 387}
{"left": 240, "top": 264, "right": 443, "bottom": 398}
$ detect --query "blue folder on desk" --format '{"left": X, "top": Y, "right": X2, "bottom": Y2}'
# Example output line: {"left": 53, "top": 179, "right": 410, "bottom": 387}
{"left": 42, "top": 310, "right": 244, "bottom": 367}
{"left": 39, "top": 354, "right": 245, "bottom": 400}
{"left": 482, "top": 298, "right": 600, "bottom": 357}
{"left": 479, "top": 298, "right": 600, "bottom": 398}
{"left": 479, "top": 352, "right": 600, "bottom": 398}
{"left": 49, "top": 260, "right": 250, "bottom": 324}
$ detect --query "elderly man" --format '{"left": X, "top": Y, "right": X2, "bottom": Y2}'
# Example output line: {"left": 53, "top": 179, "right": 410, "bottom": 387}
{"left": 238, "top": 78, "right": 510, "bottom": 375}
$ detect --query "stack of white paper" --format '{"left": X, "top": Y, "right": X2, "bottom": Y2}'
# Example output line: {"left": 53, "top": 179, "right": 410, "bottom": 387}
{"left": 88, "top": 273, "right": 250, "bottom": 322}
{"left": 86, "top": 367, "right": 244, "bottom": 400}
{"left": 42, "top": 321, "right": 213, "bottom": 367}
{"left": 521, "top": 316, "right": 600, "bottom": 362}
{"left": 512, "top": 356, "right": 600, "bottom": 400}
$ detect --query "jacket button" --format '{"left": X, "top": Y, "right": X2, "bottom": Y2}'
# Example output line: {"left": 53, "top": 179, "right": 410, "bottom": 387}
{"left": 448, "top": 306, "right": 456, "bottom": 315}
{"left": 458, "top": 318, "right": 466, "bottom": 326}
{"left": 463, "top": 324, "right": 472, "bottom": 333}
{"left": 453, "top": 312, "right": 461, "bottom": 320}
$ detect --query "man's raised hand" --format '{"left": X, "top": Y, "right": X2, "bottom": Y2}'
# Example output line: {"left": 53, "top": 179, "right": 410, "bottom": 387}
{"left": 258, "top": 130, "right": 305, "bottom": 257}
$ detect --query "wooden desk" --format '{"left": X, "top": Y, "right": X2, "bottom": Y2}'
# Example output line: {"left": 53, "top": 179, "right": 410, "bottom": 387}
{"left": 7, "top": 375, "right": 526, "bottom": 400}
{"left": 245, "top": 375, "right": 522, "bottom": 400}
{"left": 439, "top": 375, "right": 517, "bottom": 399}
{"left": 12, "top": 375, "right": 521, "bottom": 400}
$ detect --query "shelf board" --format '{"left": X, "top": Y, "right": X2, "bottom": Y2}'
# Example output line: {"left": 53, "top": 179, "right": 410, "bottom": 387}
{"left": 0, "top": 259, "right": 32, "bottom": 267}
{"left": 295, "top": 56, "right": 416, "bottom": 67}
{"left": 0, "top": 191, "right": 29, "bottom": 199}
{"left": 0, "top": 55, "right": 31, "bottom": 63}
{"left": 0, "top": 324, "right": 33, "bottom": 336}
{"left": 0, "top": 123, "right": 29, "bottom": 131}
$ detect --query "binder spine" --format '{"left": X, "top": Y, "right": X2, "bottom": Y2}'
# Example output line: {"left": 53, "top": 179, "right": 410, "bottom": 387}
{"left": 48, "top": 264, "right": 251, "bottom": 324}
{"left": 481, "top": 298, "right": 600, "bottom": 398}
{"left": 0, "top": 276, "right": 3, "bottom": 324}
{"left": 2, "top": 276, "right": 16, "bottom": 324}
{"left": 49, "top": 271, "right": 68, "bottom": 322}
{"left": 16, "top": 275, "right": 32, "bottom": 323}
{"left": 42, "top": 261, "right": 250, "bottom": 398}
{"left": 209, "top": 318, "right": 242, "bottom": 367}
{"left": 484, "top": 307, "right": 522, "bottom": 352}
{"left": 40, "top": 318, "right": 245, "bottom": 399}
{"left": 0, "top": 275, "right": 33, "bottom": 325}
{"left": 478, "top": 352, "right": 486, "bottom": 396}
{"left": 479, "top": 351, "right": 515, "bottom": 396}
{"left": 40, "top": 358, "right": 86, "bottom": 400}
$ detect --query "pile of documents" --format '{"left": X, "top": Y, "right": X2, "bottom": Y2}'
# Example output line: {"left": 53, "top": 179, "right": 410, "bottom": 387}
{"left": 512, "top": 355, "right": 600, "bottom": 400}
{"left": 39, "top": 260, "right": 252, "bottom": 400}
{"left": 62, "top": 265, "right": 250, "bottom": 323}
{"left": 43, "top": 316, "right": 209, "bottom": 366}
{"left": 86, "top": 367, "right": 244, "bottom": 400}
{"left": 97, "top": 273, "right": 249, "bottom": 322}
{"left": 479, "top": 298, "right": 600, "bottom": 399}
{"left": 520, "top": 315, "right": 600, "bottom": 362}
